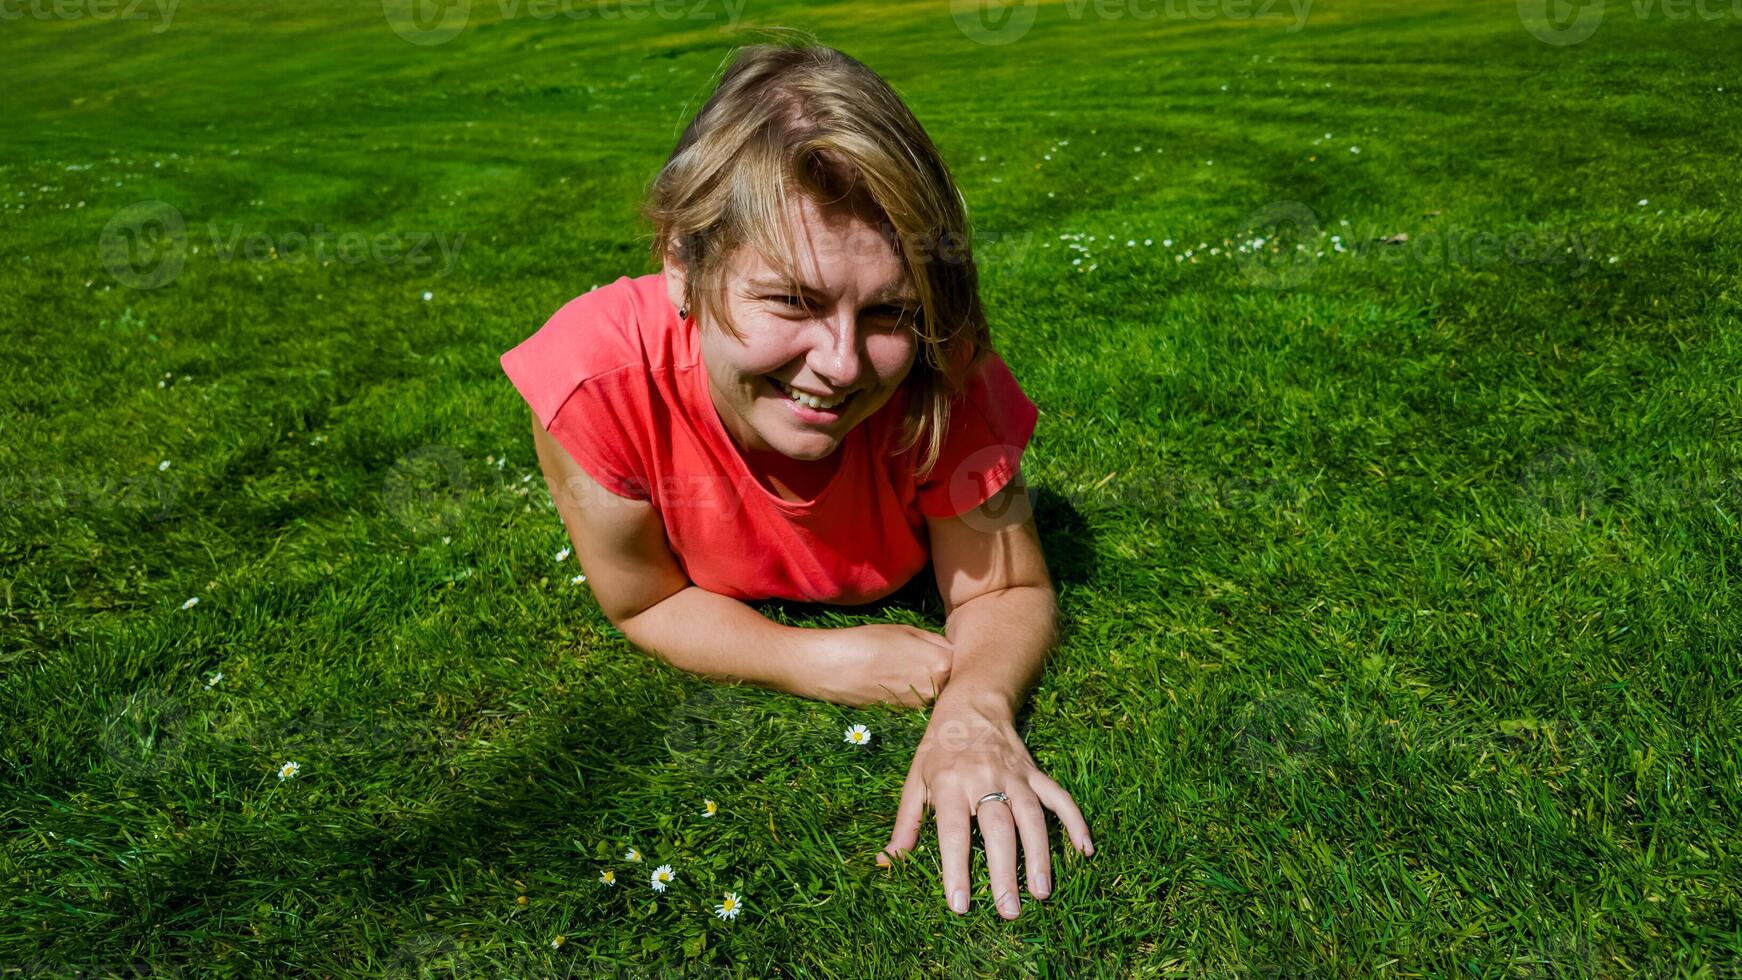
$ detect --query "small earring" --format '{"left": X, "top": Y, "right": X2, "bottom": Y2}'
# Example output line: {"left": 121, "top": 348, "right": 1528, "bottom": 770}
{"left": 679, "top": 304, "right": 689, "bottom": 319}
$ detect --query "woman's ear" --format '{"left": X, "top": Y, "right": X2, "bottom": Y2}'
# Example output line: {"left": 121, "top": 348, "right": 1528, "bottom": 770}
{"left": 662, "top": 247, "right": 688, "bottom": 316}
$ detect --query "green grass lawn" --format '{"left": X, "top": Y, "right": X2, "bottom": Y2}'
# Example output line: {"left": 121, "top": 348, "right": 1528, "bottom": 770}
{"left": 3, "top": 0, "right": 1740, "bottom": 975}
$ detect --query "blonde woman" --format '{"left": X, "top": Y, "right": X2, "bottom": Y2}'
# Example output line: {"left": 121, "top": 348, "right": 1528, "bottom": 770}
{"left": 501, "top": 38, "right": 1093, "bottom": 920}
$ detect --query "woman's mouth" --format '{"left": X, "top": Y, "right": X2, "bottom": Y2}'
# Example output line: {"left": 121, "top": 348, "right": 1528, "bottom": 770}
{"left": 766, "top": 376, "right": 855, "bottom": 422}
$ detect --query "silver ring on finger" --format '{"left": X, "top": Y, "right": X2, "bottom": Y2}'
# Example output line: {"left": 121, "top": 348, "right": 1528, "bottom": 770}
{"left": 972, "top": 791, "right": 1010, "bottom": 818}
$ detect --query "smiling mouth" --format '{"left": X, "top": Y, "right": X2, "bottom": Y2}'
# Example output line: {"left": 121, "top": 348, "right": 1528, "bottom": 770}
{"left": 766, "top": 376, "right": 856, "bottom": 410}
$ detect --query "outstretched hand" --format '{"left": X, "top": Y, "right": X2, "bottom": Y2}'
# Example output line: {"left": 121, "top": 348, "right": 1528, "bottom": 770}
{"left": 874, "top": 701, "right": 1094, "bottom": 919}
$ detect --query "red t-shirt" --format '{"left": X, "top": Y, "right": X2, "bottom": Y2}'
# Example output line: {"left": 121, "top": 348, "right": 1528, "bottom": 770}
{"left": 499, "top": 272, "right": 1039, "bottom": 605}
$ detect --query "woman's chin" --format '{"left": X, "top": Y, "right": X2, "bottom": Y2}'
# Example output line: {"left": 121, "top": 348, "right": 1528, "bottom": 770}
{"left": 765, "top": 435, "right": 839, "bottom": 461}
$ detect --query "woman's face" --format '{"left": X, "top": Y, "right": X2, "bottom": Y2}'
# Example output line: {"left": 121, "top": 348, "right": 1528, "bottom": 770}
{"left": 668, "top": 194, "right": 921, "bottom": 463}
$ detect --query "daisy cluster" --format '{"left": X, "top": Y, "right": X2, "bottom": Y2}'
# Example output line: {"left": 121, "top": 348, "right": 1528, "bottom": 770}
{"left": 1001, "top": 128, "right": 1653, "bottom": 277}
{"left": 597, "top": 801, "right": 741, "bottom": 922}
{"left": 591, "top": 724, "right": 876, "bottom": 925}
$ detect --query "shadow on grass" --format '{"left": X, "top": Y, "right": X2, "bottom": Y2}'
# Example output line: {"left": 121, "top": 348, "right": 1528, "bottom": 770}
{"left": 744, "top": 486, "right": 1096, "bottom": 629}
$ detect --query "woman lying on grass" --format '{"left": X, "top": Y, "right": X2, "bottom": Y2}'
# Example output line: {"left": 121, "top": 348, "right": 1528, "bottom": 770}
{"left": 500, "top": 38, "right": 1093, "bottom": 921}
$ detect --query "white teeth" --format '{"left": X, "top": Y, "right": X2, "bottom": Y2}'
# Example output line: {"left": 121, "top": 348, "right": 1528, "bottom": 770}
{"left": 773, "top": 378, "right": 846, "bottom": 410}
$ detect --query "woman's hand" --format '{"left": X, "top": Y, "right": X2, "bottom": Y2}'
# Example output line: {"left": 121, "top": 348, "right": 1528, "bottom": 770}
{"left": 807, "top": 624, "right": 955, "bottom": 709}
{"left": 874, "top": 701, "right": 1094, "bottom": 919}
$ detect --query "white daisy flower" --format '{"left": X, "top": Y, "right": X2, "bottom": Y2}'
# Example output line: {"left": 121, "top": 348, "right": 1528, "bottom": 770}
{"left": 714, "top": 892, "right": 742, "bottom": 921}
{"left": 1637, "top": 199, "right": 1648, "bottom": 206}
{"left": 650, "top": 864, "right": 675, "bottom": 892}
{"left": 702, "top": 799, "right": 718, "bottom": 818}
{"left": 277, "top": 761, "right": 300, "bottom": 780}
{"left": 599, "top": 869, "right": 616, "bottom": 886}
{"left": 550, "top": 936, "right": 565, "bottom": 949}
{"left": 422, "top": 291, "right": 433, "bottom": 301}
{"left": 624, "top": 847, "right": 641, "bottom": 862}
{"left": 554, "top": 546, "right": 571, "bottom": 562}
{"left": 571, "top": 574, "right": 587, "bottom": 585}
{"left": 843, "top": 724, "right": 872, "bottom": 746}
{"left": 158, "top": 460, "right": 170, "bottom": 471}
{"left": 181, "top": 597, "right": 199, "bottom": 610}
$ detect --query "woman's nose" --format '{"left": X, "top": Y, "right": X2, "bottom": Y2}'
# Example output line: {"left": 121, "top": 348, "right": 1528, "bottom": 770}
{"left": 810, "top": 313, "right": 864, "bottom": 387}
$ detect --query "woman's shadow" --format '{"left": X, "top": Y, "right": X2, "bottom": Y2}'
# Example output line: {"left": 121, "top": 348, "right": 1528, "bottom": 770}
{"left": 747, "top": 485, "right": 1097, "bottom": 630}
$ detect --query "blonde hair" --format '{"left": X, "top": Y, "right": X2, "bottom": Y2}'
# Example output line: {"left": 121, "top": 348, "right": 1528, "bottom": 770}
{"left": 637, "top": 31, "right": 995, "bottom": 483}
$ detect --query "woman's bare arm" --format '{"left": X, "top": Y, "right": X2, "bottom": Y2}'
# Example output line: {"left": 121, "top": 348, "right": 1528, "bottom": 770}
{"left": 530, "top": 416, "right": 822, "bottom": 697}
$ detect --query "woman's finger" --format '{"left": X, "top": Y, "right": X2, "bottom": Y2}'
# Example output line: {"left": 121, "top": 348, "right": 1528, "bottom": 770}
{"left": 1007, "top": 786, "right": 1053, "bottom": 900}
{"left": 877, "top": 758, "right": 928, "bottom": 867}
{"left": 1028, "top": 769, "right": 1095, "bottom": 856}
{"left": 937, "top": 795, "right": 973, "bottom": 915}
{"left": 975, "top": 793, "right": 1022, "bottom": 919}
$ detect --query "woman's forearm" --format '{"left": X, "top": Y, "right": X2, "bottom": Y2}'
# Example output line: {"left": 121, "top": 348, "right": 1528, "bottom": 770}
{"left": 935, "top": 585, "right": 1060, "bottom": 720}
{"left": 617, "top": 585, "right": 817, "bottom": 697}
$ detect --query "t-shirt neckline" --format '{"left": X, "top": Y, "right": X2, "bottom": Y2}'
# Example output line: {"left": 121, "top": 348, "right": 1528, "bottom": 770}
{"left": 685, "top": 343, "right": 855, "bottom": 514}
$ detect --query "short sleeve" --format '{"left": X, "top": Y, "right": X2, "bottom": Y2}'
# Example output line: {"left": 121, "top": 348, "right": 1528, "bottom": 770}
{"left": 915, "top": 350, "right": 1040, "bottom": 519}
{"left": 542, "top": 377, "right": 653, "bottom": 502}
{"left": 500, "top": 280, "right": 652, "bottom": 502}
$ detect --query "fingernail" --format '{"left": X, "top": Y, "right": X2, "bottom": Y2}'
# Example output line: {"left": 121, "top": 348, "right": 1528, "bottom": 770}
{"left": 1034, "top": 874, "right": 1049, "bottom": 894}
{"left": 999, "top": 895, "right": 1019, "bottom": 917}
{"left": 1085, "top": 840, "right": 1096, "bottom": 856}
{"left": 875, "top": 853, "right": 890, "bottom": 868}
{"left": 950, "top": 890, "right": 967, "bottom": 914}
